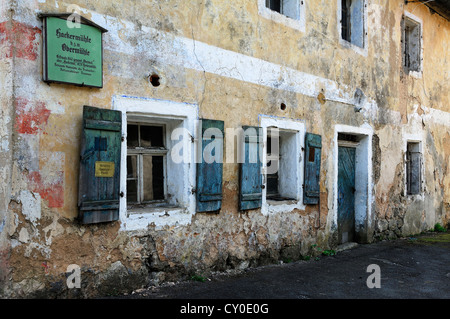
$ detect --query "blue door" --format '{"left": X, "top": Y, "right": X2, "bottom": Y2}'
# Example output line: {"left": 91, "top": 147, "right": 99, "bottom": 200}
{"left": 338, "top": 146, "right": 356, "bottom": 244}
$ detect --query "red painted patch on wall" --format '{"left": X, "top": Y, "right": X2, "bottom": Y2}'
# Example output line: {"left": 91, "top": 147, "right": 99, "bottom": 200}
{"left": 0, "top": 21, "right": 41, "bottom": 61}
{"left": 15, "top": 97, "right": 51, "bottom": 135}
{"left": 28, "top": 171, "right": 64, "bottom": 208}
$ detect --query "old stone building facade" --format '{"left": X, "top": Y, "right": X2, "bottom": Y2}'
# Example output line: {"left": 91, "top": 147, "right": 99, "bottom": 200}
{"left": 0, "top": 0, "right": 449, "bottom": 297}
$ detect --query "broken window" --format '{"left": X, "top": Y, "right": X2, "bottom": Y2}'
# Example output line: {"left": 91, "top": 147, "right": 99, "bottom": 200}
{"left": 266, "top": 0, "right": 301, "bottom": 20}
{"left": 403, "top": 16, "right": 421, "bottom": 73}
{"left": 406, "top": 142, "right": 422, "bottom": 195}
{"left": 266, "top": 128, "right": 298, "bottom": 201}
{"left": 341, "top": 0, "right": 365, "bottom": 48}
{"left": 127, "top": 123, "right": 167, "bottom": 204}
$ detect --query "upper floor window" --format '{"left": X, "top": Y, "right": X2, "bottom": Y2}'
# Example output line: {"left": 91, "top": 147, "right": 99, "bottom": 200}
{"left": 402, "top": 14, "right": 422, "bottom": 75}
{"left": 340, "top": 0, "right": 366, "bottom": 49}
{"left": 266, "top": 0, "right": 301, "bottom": 20}
{"left": 258, "top": 0, "right": 305, "bottom": 32}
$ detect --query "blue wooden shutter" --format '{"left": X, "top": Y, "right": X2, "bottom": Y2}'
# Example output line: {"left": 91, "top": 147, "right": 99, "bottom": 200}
{"left": 196, "top": 119, "right": 224, "bottom": 212}
{"left": 78, "top": 105, "right": 122, "bottom": 224}
{"left": 303, "top": 133, "right": 322, "bottom": 205}
{"left": 239, "top": 126, "right": 262, "bottom": 211}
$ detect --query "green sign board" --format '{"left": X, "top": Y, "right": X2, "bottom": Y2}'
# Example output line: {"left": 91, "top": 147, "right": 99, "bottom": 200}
{"left": 42, "top": 15, "right": 107, "bottom": 88}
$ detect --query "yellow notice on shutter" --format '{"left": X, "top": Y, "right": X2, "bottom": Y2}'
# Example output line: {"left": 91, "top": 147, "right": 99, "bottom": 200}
{"left": 95, "top": 161, "right": 115, "bottom": 177}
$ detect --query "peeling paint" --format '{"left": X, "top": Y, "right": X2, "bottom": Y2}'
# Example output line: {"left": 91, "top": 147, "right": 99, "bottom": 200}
{"left": 17, "top": 190, "right": 41, "bottom": 225}
{"left": 15, "top": 98, "right": 51, "bottom": 135}
{"left": 0, "top": 21, "right": 41, "bottom": 61}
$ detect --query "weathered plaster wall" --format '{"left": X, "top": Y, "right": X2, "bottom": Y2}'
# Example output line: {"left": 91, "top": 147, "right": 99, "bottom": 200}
{"left": 0, "top": 0, "right": 14, "bottom": 295}
{"left": 1, "top": 0, "right": 449, "bottom": 297}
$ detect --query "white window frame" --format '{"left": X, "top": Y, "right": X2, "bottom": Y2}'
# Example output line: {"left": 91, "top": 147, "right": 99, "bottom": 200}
{"left": 402, "top": 11, "right": 423, "bottom": 78}
{"left": 258, "top": 0, "right": 306, "bottom": 32}
{"left": 337, "top": 0, "right": 368, "bottom": 56}
{"left": 260, "top": 115, "right": 306, "bottom": 215}
{"left": 113, "top": 95, "right": 198, "bottom": 231}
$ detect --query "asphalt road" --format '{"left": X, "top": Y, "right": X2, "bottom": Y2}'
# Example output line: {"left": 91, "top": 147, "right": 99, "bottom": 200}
{"left": 113, "top": 232, "right": 450, "bottom": 300}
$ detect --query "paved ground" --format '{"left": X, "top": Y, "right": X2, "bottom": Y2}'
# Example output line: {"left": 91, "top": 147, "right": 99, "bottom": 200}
{"left": 114, "top": 232, "right": 450, "bottom": 300}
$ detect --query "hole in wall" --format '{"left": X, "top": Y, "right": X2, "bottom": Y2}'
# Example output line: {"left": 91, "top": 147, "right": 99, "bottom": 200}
{"left": 149, "top": 74, "right": 161, "bottom": 87}
{"left": 280, "top": 103, "right": 287, "bottom": 111}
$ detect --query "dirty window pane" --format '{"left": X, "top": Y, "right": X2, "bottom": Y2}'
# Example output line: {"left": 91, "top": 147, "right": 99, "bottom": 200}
{"left": 127, "top": 180, "right": 138, "bottom": 203}
{"left": 266, "top": 0, "right": 281, "bottom": 12}
{"left": 142, "top": 155, "right": 165, "bottom": 201}
{"left": 127, "top": 156, "right": 138, "bottom": 203}
{"left": 127, "top": 156, "right": 137, "bottom": 179}
{"left": 127, "top": 124, "right": 139, "bottom": 148}
{"left": 341, "top": 0, "right": 350, "bottom": 42}
{"left": 140, "top": 125, "right": 164, "bottom": 148}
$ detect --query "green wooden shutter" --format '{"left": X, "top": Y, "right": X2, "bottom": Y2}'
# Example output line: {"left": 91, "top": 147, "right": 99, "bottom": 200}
{"left": 196, "top": 119, "right": 224, "bottom": 212}
{"left": 239, "top": 126, "right": 262, "bottom": 211}
{"left": 303, "top": 133, "right": 322, "bottom": 205}
{"left": 78, "top": 105, "right": 122, "bottom": 224}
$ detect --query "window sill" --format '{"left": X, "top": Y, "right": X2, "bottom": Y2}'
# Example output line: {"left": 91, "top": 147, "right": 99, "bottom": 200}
{"left": 406, "top": 70, "right": 423, "bottom": 79}
{"left": 127, "top": 202, "right": 181, "bottom": 215}
{"left": 258, "top": 2, "right": 305, "bottom": 33}
{"left": 267, "top": 199, "right": 298, "bottom": 206}
{"left": 263, "top": 197, "right": 305, "bottom": 215}
{"left": 123, "top": 204, "right": 191, "bottom": 231}
{"left": 406, "top": 193, "right": 424, "bottom": 201}
{"left": 339, "top": 38, "right": 368, "bottom": 57}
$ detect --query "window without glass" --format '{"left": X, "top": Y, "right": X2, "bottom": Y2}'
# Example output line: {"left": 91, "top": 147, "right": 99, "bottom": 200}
{"left": 406, "top": 142, "right": 422, "bottom": 195}
{"left": 403, "top": 16, "right": 421, "bottom": 73}
{"left": 266, "top": 128, "right": 298, "bottom": 201}
{"left": 266, "top": 0, "right": 301, "bottom": 20}
{"left": 341, "top": 0, "right": 365, "bottom": 48}
{"left": 127, "top": 124, "right": 167, "bottom": 204}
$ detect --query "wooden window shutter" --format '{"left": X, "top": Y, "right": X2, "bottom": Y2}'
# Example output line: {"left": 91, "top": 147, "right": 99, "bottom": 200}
{"left": 78, "top": 105, "right": 122, "bottom": 224}
{"left": 303, "top": 133, "right": 322, "bottom": 205}
{"left": 196, "top": 119, "right": 224, "bottom": 212}
{"left": 239, "top": 126, "right": 263, "bottom": 211}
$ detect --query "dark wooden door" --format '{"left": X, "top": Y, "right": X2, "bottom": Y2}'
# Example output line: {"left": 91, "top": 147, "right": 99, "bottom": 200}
{"left": 338, "top": 146, "right": 356, "bottom": 244}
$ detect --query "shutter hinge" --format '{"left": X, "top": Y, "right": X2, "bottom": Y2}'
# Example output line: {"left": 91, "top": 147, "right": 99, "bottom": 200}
{"left": 188, "top": 133, "right": 195, "bottom": 143}
{"left": 121, "top": 135, "right": 125, "bottom": 142}
{"left": 191, "top": 188, "right": 196, "bottom": 194}
{"left": 119, "top": 191, "right": 124, "bottom": 198}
